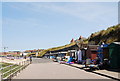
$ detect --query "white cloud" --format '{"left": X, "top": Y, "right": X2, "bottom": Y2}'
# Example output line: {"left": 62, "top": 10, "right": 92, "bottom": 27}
{"left": 7, "top": 2, "right": 117, "bottom": 23}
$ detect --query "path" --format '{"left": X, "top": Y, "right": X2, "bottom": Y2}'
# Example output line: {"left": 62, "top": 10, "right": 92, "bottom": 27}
{"left": 13, "top": 58, "right": 110, "bottom": 79}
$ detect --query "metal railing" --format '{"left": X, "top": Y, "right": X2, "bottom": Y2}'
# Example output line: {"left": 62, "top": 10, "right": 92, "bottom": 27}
{"left": 1, "top": 59, "right": 30, "bottom": 81}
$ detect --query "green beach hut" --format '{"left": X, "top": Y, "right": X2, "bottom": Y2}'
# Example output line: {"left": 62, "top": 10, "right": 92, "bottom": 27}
{"left": 108, "top": 42, "right": 120, "bottom": 68}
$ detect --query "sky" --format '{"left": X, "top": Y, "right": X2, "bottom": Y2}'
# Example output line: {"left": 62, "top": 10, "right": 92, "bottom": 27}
{"left": 1, "top": 2, "right": 118, "bottom": 52}
{"left": 0, "top": 2, "right": 2, "bottom": 52}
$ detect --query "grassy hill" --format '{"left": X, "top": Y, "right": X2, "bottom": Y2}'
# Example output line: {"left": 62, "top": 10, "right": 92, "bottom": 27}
{"left": 88, "top": 24, "right": 120, "bottom": 45}
{"left": 38, "top": 42, "right": 76, "bottom": 57}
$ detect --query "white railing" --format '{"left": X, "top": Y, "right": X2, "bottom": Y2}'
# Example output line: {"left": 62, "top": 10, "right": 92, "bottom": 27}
{"left": 1, "top": 59, "right": 30, "bottom": 81}
{"left": 0, "top": 65, "right": 13, "bottom": 71}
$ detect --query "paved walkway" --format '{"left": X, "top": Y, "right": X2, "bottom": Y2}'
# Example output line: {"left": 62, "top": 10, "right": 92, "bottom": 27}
{"left": 94, "top": 70, "right": 119, "bottom": 79}
{"left": 69, "top": 63, "right": 120, "bottom": 80}
{"left": 13, "top": 58, "right": 110, "bottom": 79}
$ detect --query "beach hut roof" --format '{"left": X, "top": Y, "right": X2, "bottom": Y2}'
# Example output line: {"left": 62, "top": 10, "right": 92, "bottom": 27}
{"left": 113, "top": 42, "right": 120, "bottom": 45}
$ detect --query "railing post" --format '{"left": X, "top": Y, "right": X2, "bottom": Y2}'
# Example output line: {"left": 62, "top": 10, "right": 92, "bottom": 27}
{"left": 24, "top": 61, "right": 25, "bottom": 69}
{"left": 19, "top": 62, "right": 20, "bottom": 73}
{"left": 22, "top": 61, "right": 23, "bottom": 66}
{"left": 10, "top": 65, "right": 12, "bottom": 81}
{"left": 1, "top": 73, "right": 3, "bottom": 81}
{"left": 24, "top": 61, "right": 25, "bottom": 65}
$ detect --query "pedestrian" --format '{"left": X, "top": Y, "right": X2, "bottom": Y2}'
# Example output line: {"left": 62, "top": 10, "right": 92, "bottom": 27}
{"left": 85, "top": 57, "right": 91, "bottom": 67}
{"left": 94, "top": 56, "right": 100, "bottom": 65}
{"left": 24, "top": 56, "right": 26, "bottom": 59}
{"left": 29, "top": 55, "right": 32, "bottom": 64}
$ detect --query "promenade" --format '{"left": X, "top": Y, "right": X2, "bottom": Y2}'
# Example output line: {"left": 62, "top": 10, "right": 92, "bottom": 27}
{"left": 13, "top": 58, "right": 109, "bottom": 79}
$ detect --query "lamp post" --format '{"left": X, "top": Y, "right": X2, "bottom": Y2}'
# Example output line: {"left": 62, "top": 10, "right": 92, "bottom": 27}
{"left": 3, "top": 47, "right": 8, "bottom": 57}
{"left": 3, "top": 46, "right": 8, "bottom": 53}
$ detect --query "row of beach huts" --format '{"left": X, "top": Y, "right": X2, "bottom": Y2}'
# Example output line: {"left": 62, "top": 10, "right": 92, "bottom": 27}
{"left": 43, "top": 41, "right": 120, "bottom": 69}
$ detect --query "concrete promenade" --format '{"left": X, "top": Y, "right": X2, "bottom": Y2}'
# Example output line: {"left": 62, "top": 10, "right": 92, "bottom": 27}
{"left": 13, "top": 58, "right": 110, "bottom": 79}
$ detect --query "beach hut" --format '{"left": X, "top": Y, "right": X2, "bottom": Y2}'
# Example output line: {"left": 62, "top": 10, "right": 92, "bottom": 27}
{"left": 102, "top": 44, "right": 109, "bottom": 59}
{"left": 86, "top": 45, "right": 99, "bottom": 60}
{"left": 97, "top": 44, "right": 109, "bottom": 62}
{"left": 108, "top": 42, "right": 120, "bottom": 68}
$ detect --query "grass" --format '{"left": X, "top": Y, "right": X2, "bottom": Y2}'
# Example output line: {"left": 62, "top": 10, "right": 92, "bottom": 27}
{"left": 88, "top": 24, "right": 120, "bottom": 44}
{"left": 3, "top": 65, "right": 22, "bottom": 78}
{"left": 1, "top": 65, "right": 18, "bottom": 73}
{"left": 0, "top": 62, "right": 12, "bottom": 67}
{"left": 37, "top": 42, "right": 76, "bottom": 57}
{"left": 0, "top": 62, "right": 22, "bottom": 78}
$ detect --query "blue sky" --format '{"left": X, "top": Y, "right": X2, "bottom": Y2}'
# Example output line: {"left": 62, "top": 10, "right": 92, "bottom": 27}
{"left": 0, "top": 2, "right": 2, "bottom": 52}
{"left": 2, "top": 2, "right": 118, "bottom": 51}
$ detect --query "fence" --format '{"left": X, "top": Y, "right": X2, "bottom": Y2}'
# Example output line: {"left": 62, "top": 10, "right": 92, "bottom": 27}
{"left": 0, "top": 59, "right": 30, "bottom": 81}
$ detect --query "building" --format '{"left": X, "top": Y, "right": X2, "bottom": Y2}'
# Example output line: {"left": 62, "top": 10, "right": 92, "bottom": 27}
{"left": 107, "top": 42, "right": 120, "bottom": 68}
{"left": 86, "top": 45, "right": 99, "bottom": 60}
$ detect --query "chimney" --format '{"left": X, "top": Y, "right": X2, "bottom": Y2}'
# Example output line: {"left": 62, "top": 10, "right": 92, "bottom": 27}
{"left": 70, "top": 38, "right": 74, "bottom": 43}
{"left": 79, "top": 36, "right": 82, "bottom": 40}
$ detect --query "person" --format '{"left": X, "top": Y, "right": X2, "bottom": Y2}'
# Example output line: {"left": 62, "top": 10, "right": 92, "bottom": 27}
{"left": 85, "top": 57, "right": 91, "bottom": 67}
{"left": 29, "top": 55, "right": 32, "bottom": 64}
{"left": 77, "top": 49, "right": 82, "bottom": 64}
{"left": 94, "top": 56, "right": 100, "bottom": 65}
{"left": 24, "top": 56, "right": 26, "bottom": 59}
{"left": 98, "top": 58, "right": 109, "bottom": 69}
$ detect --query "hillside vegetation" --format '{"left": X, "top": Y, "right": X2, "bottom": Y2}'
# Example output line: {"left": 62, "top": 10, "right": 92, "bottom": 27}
{"left": 38, "top": 42, "right": 76, "bottom": 57}
{"left": 88, "top": 24, "right": 120, "bottom": 45}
